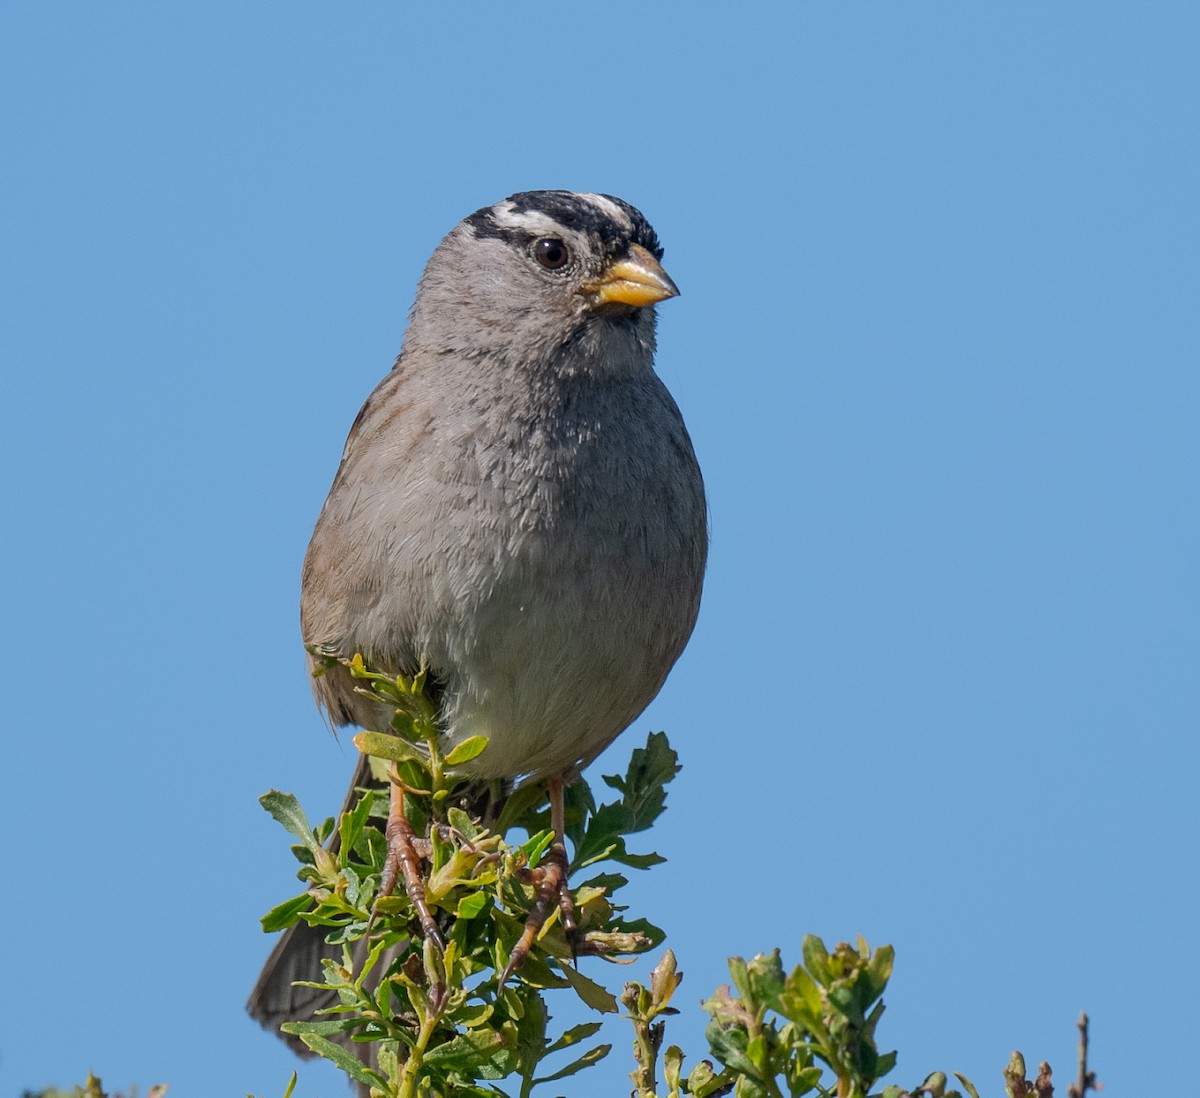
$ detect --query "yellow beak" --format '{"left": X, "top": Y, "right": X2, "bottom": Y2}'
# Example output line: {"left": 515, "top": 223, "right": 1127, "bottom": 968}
{"left": 581, "top": 243, "right": 680, "bottom": 309}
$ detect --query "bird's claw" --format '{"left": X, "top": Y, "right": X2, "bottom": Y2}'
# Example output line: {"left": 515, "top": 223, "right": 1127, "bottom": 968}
{"left": 377, "top": 779, "right": 444, "bottom": 950}
{"left": 500, "top": 837, "right": 575, "bottom": 983}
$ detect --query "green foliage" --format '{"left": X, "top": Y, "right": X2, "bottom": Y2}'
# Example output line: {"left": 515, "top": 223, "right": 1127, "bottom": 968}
{"left": 20, "top": 1078, "right": 168, "bottom": 1098}
{"left": 622, "top": 941, "right": 980, "bottom": 1098}
{"left": 260, "top": 656, "right": 673, "bottom": 1097}
{"left": 1001, "top": 1052, "right": 1053, "bottom": 1098}
{"left": 24, "top": 668, "right": 1091, "bottom": 1098}
{"left": 251, "top": 655, "right": 1077, "bottom": 1098}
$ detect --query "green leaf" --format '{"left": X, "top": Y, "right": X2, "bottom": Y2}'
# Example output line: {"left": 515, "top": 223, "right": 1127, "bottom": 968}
{"left": 532, "top": 1042, "right": 612, "bottom": 1083}
{"left": 650, "top": 949, "right": 682, "bottom": 1008}
{"left": 452, "top": 1002, "right": 495, "bottom": 1029}
{"left": 504, "top": 949, "right": 569, "bottom": 991}
{"left": 735, "top": 1078, "right": 770, "bottom": 1098}
{"left": 612, "top": 849, "right": 666, "bottom": 869}
{"left": 562, "top": 781, "right": 597, "bottom": 848}
{"left": 447, "top": 805, "right": 482, "bottom": 839}
{"left": 281, "top": 1018, "right": 365, "bottom": 1037}
{"left": 703, "top": 1013, "right": 757, "bottom": 1078}
{"left": 338, "top": 784, "right": 376, "bottom": 861}
{"left": 601, "top": 731, "right": 680, "bottom": 827}
{"left": 259, "top": 791, "right": 317, "bottom": 848}
{"left": 791, "top": 1065, "right": 824, "bottom": 1093}
{"left": 863, "top": 943, "right": 895, "bottom": 1001}
{"left": 325, "top": 917, "right": 370, "bottom": 945}
{"left": 544, "top": 1020, "right": 604, "bottom": 1054}
{"left": 664, "top": 1044, "right": 684, "bottom": 1092}
{"left": 314, "top": 814, "right": 337, "bottom": 845}
{"left": 289, "top": 842, "right": 316, "bottom": 867}
{"left": 852, "top": 1041, "right": 880, "bottom": 1082}
{"left": 955, "top": 1072, "right": 983, "bottom": 1098}
{"left": 800, "top": 935, "right": 831, "bottom": 985}
{"left": 687, "top": 1059, "right": 732, "bottom": 1098}
{"left": 520, "top": 828, "right": 555, "bottom": 867}
{"left": 444, "top": 735, "right": 489, "bottom": 766}
{"left": 779, "top": 965, "right": 822, "bottom": 1029}
{"left": 423, "top": 1024, "right": 518, "bottom": 1079}
{"left": 296, "top": 1032, "right": 387, "bottom": 1088}
{"left": 745, "top": 1032, "right": 770, "bottom": 1074}
{"left": 389, "top": 709, "right": 420, "bottom": 740}
{"left": 613, "top": 916, "right": 665, "bottom": 941}
{"left": 728, "top": 955, "right": 751, "bottom": 1001}
{"left": 573, "top": 839, "right": 620, "bottom": 868}
{"left": 353, "top": 730, "right": 425, "bottom": 763}
{"left": 580, "top": 871, "right": 629, "bottom": 893}
{"left": 260, "top": 892, "right": 312, "bottom": 932}
{"left": 422, "top": 1026, "right": 507, "bottom": 1068}
{"left": 559, "top": 962, "right": 618, "bottom": 1012}
{"left": 829, "top": 984, "right": 864, "bottom": 1024}
{"left": 455, "top": 891, "right": 490, "bottom": 919}
{"left": 746, "top": 949, "right": 786, "bottom": 1012}
{"left": 589, "top": 798, "right": 633, "bottom": 832}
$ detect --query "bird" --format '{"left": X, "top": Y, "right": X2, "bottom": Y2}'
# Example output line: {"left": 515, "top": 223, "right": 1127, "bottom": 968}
{"left": 247, "top": 189, "right": 707, "bottom": 1061}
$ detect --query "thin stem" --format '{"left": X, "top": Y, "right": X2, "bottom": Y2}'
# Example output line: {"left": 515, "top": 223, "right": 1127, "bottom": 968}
{"left": 397, "top": 1004, "right": 443, "bottom": 1098}
{"left": 1068, "top": 1012, "right": 1096, "bottom": 1098}
{"left": 629, "top": 1015, "right": 659, "bottom": 1098}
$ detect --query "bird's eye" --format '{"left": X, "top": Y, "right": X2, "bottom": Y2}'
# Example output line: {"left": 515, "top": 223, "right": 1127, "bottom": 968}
{"left": 533, "top": 238, "right": 570, "bottom": 270}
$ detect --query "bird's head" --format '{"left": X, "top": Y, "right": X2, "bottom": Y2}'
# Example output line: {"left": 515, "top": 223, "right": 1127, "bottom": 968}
{"left": 404, "top": 190, "right": 678, "bottom": 377}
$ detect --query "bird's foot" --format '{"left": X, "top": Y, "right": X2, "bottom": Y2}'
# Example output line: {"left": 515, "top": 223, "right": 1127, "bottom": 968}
{"left": 501, "top": 833, "right": 576, "bottom": 983}
{"left": 376, "top": 778, "right": 443, "bottom": 950}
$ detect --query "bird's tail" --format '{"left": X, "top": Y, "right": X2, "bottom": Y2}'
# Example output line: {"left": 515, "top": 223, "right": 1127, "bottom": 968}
{"left": 246, "top": 752, "right": 387, "bottom": 1091}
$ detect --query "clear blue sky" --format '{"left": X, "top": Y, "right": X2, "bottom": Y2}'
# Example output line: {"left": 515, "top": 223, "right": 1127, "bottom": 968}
{"left": 3, "top": 4, "right": 1197, "bottom": 1096}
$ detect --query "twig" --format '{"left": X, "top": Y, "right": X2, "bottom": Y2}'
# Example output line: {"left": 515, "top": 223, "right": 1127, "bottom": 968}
{"left": 1067, "top": 1012, "right": 1099, "bottom": 1098}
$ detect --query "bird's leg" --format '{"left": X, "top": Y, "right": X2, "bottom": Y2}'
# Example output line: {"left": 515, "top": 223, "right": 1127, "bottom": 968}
{"left": 378, "top": 763, "right": 443, "bottom": 949}
{"left": 501, "top": 776, "right": 576, "bottom": 982}
{"left": 548, "top": 778, "right": 577, "bottom": 939}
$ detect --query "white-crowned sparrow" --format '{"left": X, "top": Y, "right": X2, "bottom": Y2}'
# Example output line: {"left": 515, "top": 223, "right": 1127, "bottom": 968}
{"left": 248, "top": 190, "right": 707, "bottom": 1054}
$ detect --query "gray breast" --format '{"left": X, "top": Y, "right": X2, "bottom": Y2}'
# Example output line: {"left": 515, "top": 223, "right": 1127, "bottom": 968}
{"left": 302, "top": 354, "right": 706, "bottom": 780}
